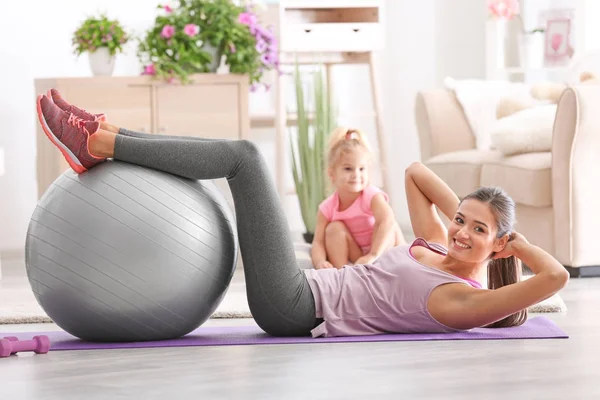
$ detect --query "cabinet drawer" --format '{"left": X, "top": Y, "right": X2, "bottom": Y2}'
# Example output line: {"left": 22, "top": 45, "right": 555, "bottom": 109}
{"left": 156, "top": 84, "right": 241, "bottom": 138}
{"left": 61, "top": 84, "right": 152, "bottom": 133}
{"left": 281, "top": 23, "right": 384, "bottom": 52}
{"left": 282, "top": 0, "right": 383, "bottom": 8}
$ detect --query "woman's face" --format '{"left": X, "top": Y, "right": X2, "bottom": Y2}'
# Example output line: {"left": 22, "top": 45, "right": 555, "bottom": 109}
{"left": 446, "top": 199, "right": 508, "bottom": 263}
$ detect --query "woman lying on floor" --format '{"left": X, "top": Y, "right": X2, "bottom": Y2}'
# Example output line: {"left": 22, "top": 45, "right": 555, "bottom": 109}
{"left": 36, "top": 89, "right": 569, "bottom": 338}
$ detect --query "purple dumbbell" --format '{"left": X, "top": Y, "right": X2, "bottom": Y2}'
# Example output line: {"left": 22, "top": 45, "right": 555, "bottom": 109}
{"left": 0, "top": 335, "right": 51, "bottom": 357}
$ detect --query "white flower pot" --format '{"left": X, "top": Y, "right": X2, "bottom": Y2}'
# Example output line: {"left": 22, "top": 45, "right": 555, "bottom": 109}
{"left": 203, "top": 43, "right": 222, "bottom": 73}
{"left": 88, "top": 48, "right": 116, "bottom": 76}
{"left": 520, "top": 32, "right": 545, "bottom": 69}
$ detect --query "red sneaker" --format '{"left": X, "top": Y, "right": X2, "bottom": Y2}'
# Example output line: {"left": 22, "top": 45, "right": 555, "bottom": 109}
{"left": 47, "top": 88, "right": 106, "bottom": 122}
{"left": 36, "top": 95, "right": 106, "bottom": 174}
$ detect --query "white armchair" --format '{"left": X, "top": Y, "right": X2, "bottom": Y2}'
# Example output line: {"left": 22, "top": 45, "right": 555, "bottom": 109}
{"left": 415, "top": 85, "right": 600, "bottom": 277}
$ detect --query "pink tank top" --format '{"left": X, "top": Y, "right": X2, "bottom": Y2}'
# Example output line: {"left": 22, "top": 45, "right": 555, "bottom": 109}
{"left": 318, "top": 185, "right": 388, "bottom": 253}
{"left": 303, "top": 238, "right": 482, "bottom": 338}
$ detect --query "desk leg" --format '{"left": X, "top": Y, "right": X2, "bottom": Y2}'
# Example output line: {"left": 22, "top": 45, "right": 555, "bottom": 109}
{"left": 368, "top": 51, "right": 390, "bottom": 196}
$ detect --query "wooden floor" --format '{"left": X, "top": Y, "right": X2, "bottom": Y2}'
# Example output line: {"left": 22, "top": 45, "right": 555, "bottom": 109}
{"left": 0, "top": 259, "right": 599, "bottom": 400}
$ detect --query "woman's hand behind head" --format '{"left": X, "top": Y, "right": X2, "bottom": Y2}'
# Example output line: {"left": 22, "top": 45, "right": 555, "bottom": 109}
{"left": 492, "top": 232, "right": 530, "bottom": 260}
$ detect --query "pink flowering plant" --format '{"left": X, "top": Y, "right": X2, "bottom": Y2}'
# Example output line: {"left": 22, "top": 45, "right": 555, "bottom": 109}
{"left": 72, "top": 14, "right": 129, "bottom": 56}
{"left": 487, "top": 0, "right": 545, "bottom": 34}
{"left": 137, "top": 0, "right": 279, "bottom": 87}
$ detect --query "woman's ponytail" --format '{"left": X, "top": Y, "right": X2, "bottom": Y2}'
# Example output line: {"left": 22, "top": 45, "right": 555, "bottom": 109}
{"left": 485, "top": 256, "right": 527, "bottom": 327}
{"left": 463, "top": 187, "right": 526, "bottom": 328}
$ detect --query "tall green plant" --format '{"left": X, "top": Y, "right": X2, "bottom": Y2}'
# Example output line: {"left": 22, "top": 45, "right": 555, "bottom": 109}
{"left": 289, "top": 63, "right": 337, "bottom": 236}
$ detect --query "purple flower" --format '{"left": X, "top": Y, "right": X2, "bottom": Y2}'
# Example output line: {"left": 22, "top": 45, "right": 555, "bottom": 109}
{"left": 164, "top": 5, "right": 173, "bottom": 13}
{"left": 255, "top": 39, "right": 268, "bottom": 53}
{"left": 260, "top": 51, "right": 278, "bottom": 66}
{"left": 260, "top": 53, "right": 272, "bottom": 65}
{"left": 229, "top": 42, "right": 236, "bottom": 53}
{"left": 259, "top": 26, "right": 275, "bottom": 41}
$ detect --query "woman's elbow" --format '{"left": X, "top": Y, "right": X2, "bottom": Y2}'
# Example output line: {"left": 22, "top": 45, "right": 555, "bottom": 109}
{"left": 554, "top": 268, "right": 570, "bottom": 289}
{"left": 543, "top": 268, "right": 570, "bottom": 291}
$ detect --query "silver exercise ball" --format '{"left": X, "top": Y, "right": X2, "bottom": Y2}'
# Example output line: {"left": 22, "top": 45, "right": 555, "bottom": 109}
{"left": 25, "top": 160, "right": 238, "bottom": 342}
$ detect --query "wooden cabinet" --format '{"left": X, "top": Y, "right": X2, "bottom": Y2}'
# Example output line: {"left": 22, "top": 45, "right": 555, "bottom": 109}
{"left": 34, "top": 74, "right": 250, "bottom": 198}
{"left": 279, "top": 0, "right": 385, "bottom": 53}
{"left": 155, "top": 83, "right": 245, "bottom": 136}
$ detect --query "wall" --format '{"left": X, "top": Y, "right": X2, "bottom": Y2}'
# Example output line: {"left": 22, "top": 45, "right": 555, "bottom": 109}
{"left": 0, "top": 0, "right": 487, "bottom": 255}
{"left": 0, "top": 1, "right": 167, "bottom": 254}
{"left": 382, "top": 0, "right": 486, "bottom": 232}
{"left": 575, "top": 0, "right": 600, "bottom": 53}
{"left": 434, "top": 0, "right": 487, "bottom": 87}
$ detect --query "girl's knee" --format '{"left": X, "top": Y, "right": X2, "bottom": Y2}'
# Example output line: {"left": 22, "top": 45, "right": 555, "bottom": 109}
{"left": 325, "top": 221, "right": 348, "bottom": 238}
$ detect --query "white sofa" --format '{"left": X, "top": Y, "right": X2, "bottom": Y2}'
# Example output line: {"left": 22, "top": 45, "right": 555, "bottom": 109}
{"left": 415, "top": 85, "right": 600, "bottom": 277}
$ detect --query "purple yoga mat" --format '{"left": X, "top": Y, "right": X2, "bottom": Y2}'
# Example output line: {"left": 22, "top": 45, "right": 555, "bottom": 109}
{"left": 4, "top": 317, "right": 566, "bottom": 352}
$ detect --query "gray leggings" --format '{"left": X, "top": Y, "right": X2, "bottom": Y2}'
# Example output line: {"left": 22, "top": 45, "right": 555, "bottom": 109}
{"left": 114, "top": 129, "right": 319, "bottom": 337}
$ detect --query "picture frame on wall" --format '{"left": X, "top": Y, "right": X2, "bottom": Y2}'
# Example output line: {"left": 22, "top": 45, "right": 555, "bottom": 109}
{"left": 539, "top": 9, "right": 575, "bottom": 66}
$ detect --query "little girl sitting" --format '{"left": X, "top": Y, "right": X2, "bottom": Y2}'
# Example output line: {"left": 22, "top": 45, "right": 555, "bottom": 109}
{"left": 311, "top": 127, "right": 406, "bottom": 269}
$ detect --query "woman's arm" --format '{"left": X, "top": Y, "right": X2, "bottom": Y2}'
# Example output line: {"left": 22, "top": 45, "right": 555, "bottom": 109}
{"left": 405, "top": 162, "right": 460, "bottom": 244}
{"left": 311, "top": 211, "right": 334, "bottom": 269}
{"left": 442, "top": 234, "right": 569, "bottom": 329}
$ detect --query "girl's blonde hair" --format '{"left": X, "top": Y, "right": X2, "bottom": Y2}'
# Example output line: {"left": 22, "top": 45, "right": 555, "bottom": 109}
{"left": 326, "top": 127, "right": 372, "bottom": 168}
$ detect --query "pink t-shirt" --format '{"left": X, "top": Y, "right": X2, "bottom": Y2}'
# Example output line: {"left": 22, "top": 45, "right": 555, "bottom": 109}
{"left": 319, "top": 185, "right": 389, "bottom": 253}
{"left": 303, "top": 238, "right": 482, "bottom": 338}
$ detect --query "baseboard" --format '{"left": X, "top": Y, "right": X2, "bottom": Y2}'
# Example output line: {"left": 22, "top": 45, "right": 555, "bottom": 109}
{"left": 564, "top": 265, "right": 600, "bottom": 278}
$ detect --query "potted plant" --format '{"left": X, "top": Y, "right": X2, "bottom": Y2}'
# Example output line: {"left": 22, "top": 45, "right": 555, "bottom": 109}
{"left": 521, "top": 27, "right": 546, "bottom": 68}
{"left": 72, "top": 14, "right": 129, "bottom": 76}
{"left": 137, "top": 0, "right": 279, "bottom": 88}
{"left": 487, "top": 0, "right": 546, "bottom": 69}
{"left": 290, "top": 63, "right": 337, "bottom": 243}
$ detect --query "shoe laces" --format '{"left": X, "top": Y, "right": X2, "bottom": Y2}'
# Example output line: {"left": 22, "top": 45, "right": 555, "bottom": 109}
{"left": 76, "top": 105, "right": 95, "bottom": 118}
{"left": 67, "top": 113, "right": 90, "bottom": 134}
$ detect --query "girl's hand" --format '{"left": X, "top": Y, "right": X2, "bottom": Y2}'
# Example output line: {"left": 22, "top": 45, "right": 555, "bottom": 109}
{"left": 492, "top": 232, "right": 530, "bottom": 260}
{"left": 315, "top": 260, "right": 334, "bottom": 270}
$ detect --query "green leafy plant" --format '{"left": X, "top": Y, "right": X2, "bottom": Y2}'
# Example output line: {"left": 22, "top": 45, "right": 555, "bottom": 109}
{"left": 72, "top": 14, "right": 129, "bottom": 56}
{"left": 137, "top": 0, "right": 279, "bottom": 86}
{"left": 289, "top": 63, "right": 337, "bottom": 240}
{"left": 527, "top": 27, "right": 545, "bottom": 34}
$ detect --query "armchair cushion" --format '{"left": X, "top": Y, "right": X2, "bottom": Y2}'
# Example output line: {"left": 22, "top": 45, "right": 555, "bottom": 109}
{"left": 490, "top": 105, "right": 557, "bottom": 156}
{"left": 481, "top": 152, "right": 552, "bottom": 207}
{"left": 426, "top": 150, "right": 503, "bottom": 198}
